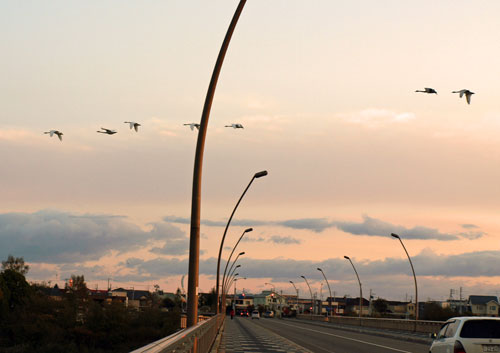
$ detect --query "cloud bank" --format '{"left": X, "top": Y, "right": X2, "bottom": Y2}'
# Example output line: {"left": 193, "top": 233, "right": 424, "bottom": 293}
{"left": 165, "top": 214, "right": 483, "bottom": 241}
{"left": 0, "top": 210, "right": 188, "bottom": 263}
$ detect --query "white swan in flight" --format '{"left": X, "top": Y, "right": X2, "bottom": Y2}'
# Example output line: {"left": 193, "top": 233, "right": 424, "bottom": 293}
{"left": 124, "top": 121, "right": 141, "bottom": 132}
{"left": 184, "top": 123, "right": 200, "bottom": 131}
{"left": 97, "top": 128, "right": 117, "bottom": 135}
{"left": 415, "top": 87, "right": 437, "bottom": 94}
{"left": 452, "top": 89, "right": 474, "bottom": 104}
{"left": 225, "top": 123, "right": 244, "bottom": 129}
{"left": 44, "top": 130, "right": 63, "bottom": 141}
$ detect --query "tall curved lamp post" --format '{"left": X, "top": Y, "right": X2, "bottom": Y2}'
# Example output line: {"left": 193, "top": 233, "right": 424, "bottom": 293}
{"left": 187, "top": 0, "right": 248, "bottom": 327}
{"left": 220, "top": 228, "right": 252, "bottom": 309}
{"left": 215, "top": 171, "right": 267, "bottom": 315}
{"left": 317, "top": 268, "right": 333, "bottom": 317}
{"left": 222, "top": 252, "right": 245, "bottom": 296}
{"left": 391, "top": 233, "right": 418, "bottom": 323}
{"left": 300, "top": 275, "right": 314, "bottom": 316}
{"left": 231, "top": 277, "right": 247, "bottom": 311}
{"left": 344, "top": 256, "right": 362, "bottom": 318}
{"left": 264, "top": 282, "right": 275, "bottom": 293}
{"left": 224, "top": 265, "right": 241, "bottom": 293}
{"left": 289, "top": 280, "right": 299, "bottom": 312}
{"left": 224, "top": 273, "right": 239, "bottom": 299}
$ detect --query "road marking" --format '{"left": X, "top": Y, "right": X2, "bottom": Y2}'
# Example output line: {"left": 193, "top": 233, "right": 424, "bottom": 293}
{"left": 274, "top": 321, "right": 414, "bottom": 353}
{"left": 252, "top": 320, "right": 335, "bottom": 353}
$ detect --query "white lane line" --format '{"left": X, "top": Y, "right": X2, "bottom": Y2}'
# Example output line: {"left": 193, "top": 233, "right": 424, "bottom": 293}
{"left": 275, "top": 321, "right": 413, "bottom": 353}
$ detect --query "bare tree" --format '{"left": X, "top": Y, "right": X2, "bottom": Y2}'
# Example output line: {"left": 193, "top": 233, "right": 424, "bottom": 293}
{"left": 2, "top": 255, "right": 29, "bottom": 275}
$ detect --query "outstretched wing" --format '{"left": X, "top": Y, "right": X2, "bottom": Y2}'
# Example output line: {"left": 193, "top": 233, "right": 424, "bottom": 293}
{"left": 466, "top": 93, "right": 471, "bottom": 104}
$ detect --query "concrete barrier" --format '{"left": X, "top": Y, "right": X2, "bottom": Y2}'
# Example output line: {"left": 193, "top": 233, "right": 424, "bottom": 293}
{"left": 296, "top": 314, "right": 443, "bottom": 334}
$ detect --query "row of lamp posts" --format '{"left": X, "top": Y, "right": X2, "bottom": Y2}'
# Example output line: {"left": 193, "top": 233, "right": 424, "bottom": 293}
{"left": 289, "top": 234, "right": 417, "bottom": 321}
{"left": 186, "top": 0, "right": 418, "bottom": 327}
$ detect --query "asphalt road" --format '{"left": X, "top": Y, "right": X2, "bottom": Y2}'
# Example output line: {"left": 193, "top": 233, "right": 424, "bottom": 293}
{"left": 249, "top": 318, "right": 431, "bottom": 353}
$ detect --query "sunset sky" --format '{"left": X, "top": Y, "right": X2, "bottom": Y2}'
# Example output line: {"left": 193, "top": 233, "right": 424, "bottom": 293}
{"left": 2, "top": 0, "right": 500, "bottom": 302}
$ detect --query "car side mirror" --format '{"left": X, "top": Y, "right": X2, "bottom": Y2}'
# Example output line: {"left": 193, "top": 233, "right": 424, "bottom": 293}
{"left": 429, "top": 333, "right": 437, "bottom": 339}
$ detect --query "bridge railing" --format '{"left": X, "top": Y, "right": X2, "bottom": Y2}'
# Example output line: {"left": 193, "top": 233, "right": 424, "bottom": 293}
{"left": 131, "top": 314, "right": 224, "bottom": 353}
{"left": 296, "top": 314, "right": 443, "bottom": 334}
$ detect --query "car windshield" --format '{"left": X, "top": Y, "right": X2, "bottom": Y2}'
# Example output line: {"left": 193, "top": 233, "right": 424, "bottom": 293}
{"left": 460, "top": 320, "right": 500, "bottom": 339}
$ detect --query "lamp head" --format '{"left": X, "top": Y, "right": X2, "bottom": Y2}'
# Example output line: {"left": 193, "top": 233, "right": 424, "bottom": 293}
{"left": 289, "top": 280, "right": 293, "bottom": 284}
{"left": 317, "top": 267, "right": 322, "bottom": 272}
{"left": 236, "top": 265, "right": 241, "bottom": 269}
{"left": 391, "top": 233, "right": 400, "bottom": 239}
{"left": 234, "top": 273, "right": 239, "bottom": 277}
{"left": 245, "top": 228, "right": 253, "bottom": 233}
{"left": 254, "top": 170, "right": 268, "bottom": 178}
{"left": 344, "top": 256, "right": 350, "bottom": 260}
{"left": 300, "top": 275, "right": 305, "bottom": 279}
{"left": 238, "top": 252, "right": 245, "bottom": 256}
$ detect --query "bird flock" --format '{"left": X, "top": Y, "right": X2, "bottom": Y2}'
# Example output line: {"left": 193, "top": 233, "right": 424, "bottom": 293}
{"left": 415, "top": 87, "right": 475, "bottom": 105}
{"left": 44, "top": 121, "right": 244, "bottom": 142}
{"left": 44, "top": 87, "right": 474, "bottom": 142}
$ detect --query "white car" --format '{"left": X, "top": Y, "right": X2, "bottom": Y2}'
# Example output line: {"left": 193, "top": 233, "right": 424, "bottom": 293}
{"left": 251, "top": 310, "right": 260, "bottom": 319}
{"left": 429, "top": 317, "right": 500, "bottom": 353}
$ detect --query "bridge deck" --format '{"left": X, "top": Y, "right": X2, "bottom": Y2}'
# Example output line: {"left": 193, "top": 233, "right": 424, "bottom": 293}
{"left": 218, "top": 316, "right": 312, "bottom": 353}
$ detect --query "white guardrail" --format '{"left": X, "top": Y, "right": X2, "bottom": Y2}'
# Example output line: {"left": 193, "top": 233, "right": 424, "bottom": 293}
{"left": 297, "top": 314, "right": 444, "bottom": 334}
{"left": 130, "top": 314, "right": 224, "bottom": 353}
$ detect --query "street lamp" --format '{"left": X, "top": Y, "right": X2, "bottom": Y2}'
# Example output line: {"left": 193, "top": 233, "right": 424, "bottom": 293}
{"left": 317, "top": 268, "right": 333, "bottom": 317}
{"left": 223, "top": 252, "right": 245, "bottom": 296}
{"left": 289, "top": 280, "right": 299, "bottom": 312}
{"left": 215, "top": 172, "right": 267, "bottom": 315}
{"left": 231, "top": 277, "right": 247, "bottom": 311}
{"left": 224, "top": 273, "right": 239, "bottom": 298}
{"left": 391, "top": 233, "right": 419, "bottom": 322}
{"left": 344, "top": 256, "right": 363, "bottom": 318}
{"left": 220, "top": 228, "right": 252, "bottom": 309}
{"left": 187, "top": 0, "right": 249, "bottom": 327}
{"left": 264, "top": 282, "right": 275, "bottom": 293}
{"left": 300, "top": 275, "right": 314, "bottom": 316}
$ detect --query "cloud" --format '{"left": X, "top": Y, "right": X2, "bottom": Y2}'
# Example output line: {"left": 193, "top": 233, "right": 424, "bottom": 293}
{"left": 125, "top": 249, "right": 500, "bottom": 285}
{"left": 149, "top": 222, "right": 189, "bottom": 255}
{"left": 0, "top": 210, "right": 187, "bottom": 263}
{"left": 0, "top": 128, "right": 39, "bottom": 143}
{"left": 164, "top": 214, "right": 483, "bottom": 241}
{"left": 338, "top": 108, "right": 416, "bottom": 126}
{"left": 163, "top": 216, "right": 267, "bottom": 228}
{"left": 269, "top": 235, "right": 301, "bottom": 244}
{"left": 241, "top": 236, "right": 265, "bottom": 243}
{"left": 278, "top": 218, "right": 332, "bottom": 233}
{"left": 332, "top": 215, "right": 462, "bottom": 241}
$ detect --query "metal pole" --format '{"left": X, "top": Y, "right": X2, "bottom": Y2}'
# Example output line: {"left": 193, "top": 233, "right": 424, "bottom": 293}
{"left": 317, "top": 268, "right": 333, "bottom": 317}
{"left": 187, "top": 0, "right": 248, "bottom": 327}
{"left": 391, "top": 233, "right": 419, "bottom": 322}
{"left": 216, "top": 172, "right": 267, "bottom": 314}
{"left": 344, "top": 256, "right": 363, "bottom": 318}
{"left": 265, "top": 282, "right": 275, "bottom": 293}
{"left": 221, "top": 229, "right": 252, "bottom": 303}
{"left": 223, "top": 253, "right": 244, "bottom": 295}
{"left": 289, "top": 281, "right": 299, "bottom": 312}
{"left": 301, "top": 276, "right": 314, "bottom": 317}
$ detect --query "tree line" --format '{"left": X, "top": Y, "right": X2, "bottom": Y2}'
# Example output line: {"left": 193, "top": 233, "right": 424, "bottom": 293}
{"left": 0, "top": 255, "right": 181, "bottom": 353}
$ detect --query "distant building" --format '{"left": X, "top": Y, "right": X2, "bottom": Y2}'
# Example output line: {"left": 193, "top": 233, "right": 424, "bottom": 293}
{"left": 253, "top": 291, "right": 287, "bottom": 314}
{"left": 468, "top": 295, "right": 499, "bottom": 316}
